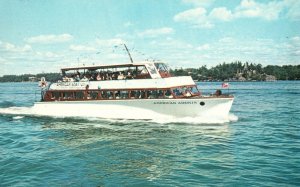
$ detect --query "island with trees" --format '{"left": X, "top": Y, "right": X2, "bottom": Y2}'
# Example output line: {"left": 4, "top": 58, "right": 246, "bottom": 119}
{"left": 0, "top": 61, "right": 299, "bottom": 82}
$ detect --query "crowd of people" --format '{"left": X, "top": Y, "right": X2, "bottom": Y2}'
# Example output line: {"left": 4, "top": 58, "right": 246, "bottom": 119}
{"left": 62, "top": 70, "right": 141, "bottom": 82}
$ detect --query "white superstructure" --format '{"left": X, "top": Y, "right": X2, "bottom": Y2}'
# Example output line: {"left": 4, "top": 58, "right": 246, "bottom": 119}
{"left": 36, "top": 60, "right": 234, "bottom": 120}
{"left": 50, "top": 76, "right": 195, "bottom": 90}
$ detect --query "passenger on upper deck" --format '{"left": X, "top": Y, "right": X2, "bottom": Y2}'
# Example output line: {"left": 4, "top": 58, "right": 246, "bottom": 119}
{"left": 80, "top": 76, "right": 89, "bottom": 82}
{"left": 126, "top": 71, "right": 133, "bottom": 79}
{"left": 182, "top": 87, "right": 192, "bottom": 97}
{"left": 62, "top": 76, "right": 68, "bottom": 82}
{"left": 96, "top": 73, "right": 102, "bottom": 81}
{"left": 62, "top": 76, "right": 74, "bottom": 82}
{"left": 118, "top": 72, "right": 125, "bottom": 80}
{"left": 75, "top": 74, "right": 80, "bottom": 82}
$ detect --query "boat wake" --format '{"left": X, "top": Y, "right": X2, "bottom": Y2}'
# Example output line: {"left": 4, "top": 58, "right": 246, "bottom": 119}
{"left": 152, "top": 113, "right": 238, "bottom": 124}
{"left": 0, "top": 106, "right": 238, "bottom": 124}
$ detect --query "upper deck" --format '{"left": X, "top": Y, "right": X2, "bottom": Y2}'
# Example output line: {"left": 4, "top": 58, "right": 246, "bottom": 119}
{"left": 61, "top": 61, "right": 171, "bottom": 81}
{"left": 46, "top": 61, "right": 197, "bottom": 92}
{"left": 49, "top": 76, "right": 196, "bottom": 91}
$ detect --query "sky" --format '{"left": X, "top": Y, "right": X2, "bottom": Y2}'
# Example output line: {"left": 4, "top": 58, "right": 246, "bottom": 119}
{"left": 0, "top": 0, "right": 300, "bottom": 75}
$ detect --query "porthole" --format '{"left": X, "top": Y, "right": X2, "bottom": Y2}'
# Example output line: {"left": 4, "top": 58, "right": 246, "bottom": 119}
{"left": 200, "top": 101, "right": 205, "bottom": 106}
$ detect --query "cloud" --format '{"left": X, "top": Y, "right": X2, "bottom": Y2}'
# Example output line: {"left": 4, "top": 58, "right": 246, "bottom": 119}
{"left": 205, "top": 37, "right": 300, "bottom": 65}
{"left": 147, "top": 35, "right": 300, "bottom": 68}
{"left": 70, "top": 44, "right": 96, "bottom": 52}
{"left": 0, "top": 57, "right": 11, "bottom": 65}
{"left": 34, "top": 51, "right": 62, "bottom": 60}
{"left": 174, "top": 7, "right": 206, "bottom": 22}
{"left": 174, "top": 7, "right": 233, "bottom": 28}
{"left": 209, "top": 7, "right": 233, "bottom": 21}
{"left": 291, "top": 36, "right": 300, "bottom": 42}
{"left": 174, "top": 8, "right": 213, "bottom": 28}
{"left": 197, "top": 44, "right": 210, "bottom": 50}
{"left": 96, "top": 38, "right": 125, "bottom": 46}
{"left": 124, "top": 21, "right": 133, "bottom": 27}
{"left": 150, "top": 37, "right": 193, "bottom": 49}
{"left": 25, "top": 34, "right": 73, "bottom": 44}
{"left": 174, "top": 0, "right": 298, "bottom": 29}
{"left": 284, "top": 0, "right": 300, "bottom": 21}
{"left": 218, "top": 37, "right": 235, "bottom": 43}
{"left": 138, "top": 27, "right": 174, "bottom": 37}
{"left": 235, "top": 0, "right": 284, "bottom": 20}
{"left": 0, "top": 41, "right": 32, "bottom": 53}
{"left": 181, "top": 0, "right": 215, "bottom": 7}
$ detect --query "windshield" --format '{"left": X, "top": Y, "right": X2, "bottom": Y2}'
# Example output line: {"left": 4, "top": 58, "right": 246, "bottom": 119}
{"left": 154, "top": 63, "right": 169, "bottom": 73}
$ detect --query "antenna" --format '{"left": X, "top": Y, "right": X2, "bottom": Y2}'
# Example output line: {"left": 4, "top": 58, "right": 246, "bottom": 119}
{"left": 123, "top": 44, "right": 133, "bottom": 63}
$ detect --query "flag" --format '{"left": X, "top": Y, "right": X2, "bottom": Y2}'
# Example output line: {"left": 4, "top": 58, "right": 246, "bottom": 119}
{"left": 222, "top": 82, "right": 229, "bottom": 88}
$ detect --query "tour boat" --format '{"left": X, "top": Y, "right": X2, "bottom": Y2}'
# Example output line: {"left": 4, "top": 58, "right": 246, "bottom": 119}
{"left": 34, "top": 46, "right": 234, "bottom": 120}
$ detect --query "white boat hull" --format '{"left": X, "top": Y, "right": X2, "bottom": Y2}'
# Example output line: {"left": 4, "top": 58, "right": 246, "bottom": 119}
{"left": 33, "top": 97, "right": 234, "bottom": 120}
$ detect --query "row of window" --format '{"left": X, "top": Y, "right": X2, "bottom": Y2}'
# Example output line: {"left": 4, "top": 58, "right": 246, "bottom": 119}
{"left": 44, "top": 86, "right": 200, "bottom": 101}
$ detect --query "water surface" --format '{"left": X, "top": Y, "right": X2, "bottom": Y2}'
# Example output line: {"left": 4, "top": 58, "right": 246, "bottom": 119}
{"left": 0, "top": 81, "right": 299, "bottom": 186}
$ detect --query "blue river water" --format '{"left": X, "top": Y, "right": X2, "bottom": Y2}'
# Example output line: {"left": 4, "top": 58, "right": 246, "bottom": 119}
{"left": 0, "top": 81, "right": 299, "bottom": 186}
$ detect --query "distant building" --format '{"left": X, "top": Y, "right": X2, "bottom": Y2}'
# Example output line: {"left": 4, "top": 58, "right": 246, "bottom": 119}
{"left": 28, "top": 77, "right": 37, "bottom": 82}
{"left": 238, "top": 76, "right": 246, "bottom": 81}
{"left": 265, "top": 75, "right": 276, "bottom": 81}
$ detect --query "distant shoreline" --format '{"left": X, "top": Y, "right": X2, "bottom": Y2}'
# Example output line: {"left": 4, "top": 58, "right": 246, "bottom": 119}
{"left": 1, "top": 80, "right": 300, "bottom": 83}
{"left": 1, "top": 62, "right": 299, "bottom": 82}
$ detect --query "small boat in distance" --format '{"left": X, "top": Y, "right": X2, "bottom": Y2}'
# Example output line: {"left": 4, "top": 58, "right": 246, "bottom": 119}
{"left": 34, "top": 45, "right": 234, "bottom": 120}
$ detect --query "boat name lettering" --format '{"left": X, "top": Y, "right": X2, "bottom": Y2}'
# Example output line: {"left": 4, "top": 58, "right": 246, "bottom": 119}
{"left": 57, "top": 82, "right": 87, "bottom": 87}
{"left": 154, "top": 101, "right": 197, "bottom": 105}
{"left": 178, "top": 101, "right": 197, "bottom": 104}
{"left": 154, "top": 101, "right": 176, "bottom": 105}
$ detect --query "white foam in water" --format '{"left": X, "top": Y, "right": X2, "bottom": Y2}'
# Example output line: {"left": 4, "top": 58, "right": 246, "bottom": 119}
{"left": 151, "top": 113, "right": 238, "bottom": 124}
{"left": 12, "top": 116, "right": 25, "bottom": 120}
{"left": 0, "top": 105, "right": 238, "bottom": 124}
{"left": 0, "top": 107, "right": 35, "bottom": 116}
{"left": 228, "top": 113, "right": 238, "bottom": 122}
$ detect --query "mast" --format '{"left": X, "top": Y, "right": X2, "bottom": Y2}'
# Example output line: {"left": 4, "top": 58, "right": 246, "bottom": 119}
{"left": 124, "top": 44, "right": 133, "bottom": 63}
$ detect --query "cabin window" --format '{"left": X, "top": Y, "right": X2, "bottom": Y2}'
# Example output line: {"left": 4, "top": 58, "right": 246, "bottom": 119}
{"left": 63, "top": 92, "right": 73, "bottom": 100}
{"left": 153, "top": 90, "right": 160, "bottom": 98}
{"left": 157, "top": 90, "right": 164, "bottom": 98}
{"left": 137, "top": 66, "right": 148, "bottom": 74}
{"left": 110, "top": 91, "right": 115, "bottom": 99}
{"left": 181, "top": 86, "right": 200, "bottom": 97}
{"left": 102, "top": 91, "right": 113, "bottom": 99}
{"left": 90, "top": 91, "right": 99, "bottom": 99}
{"left": 75, "top": 91, "right": 84, "bottom": 99}
{"left": 147, "top": 90, "right": 155, "bottom": 99}
{"left": 146, "top": 64, "right": 157, "bottom": 74}
{"left": 165, "top": 90, "right": 173, "bottom": 98}
{"left": 101, "top": 91, "right": 107, "bottom": 99}
{"left": 190, "top": 86, "right": 200, "bottom": 95}
{"left": 101, "top": 91, "right": 110, "bottom": 99}
{"left": 154, "top": 63, "right": 169, "bottom": 73}
{"left": 130, "top": 90, "right": 146, "bottom": 99}
{"left": 52, "top": 92, "right": 60, "bottom": 100}
{"left": 114, "top": 91, "right": 120, "bottom": 99}
{"left": 120, "top": 90, "right": 129, "bottom": 99}
{"left": 172, "top": 88, "right": 184, "bottom": 97}
{"left": 130, "top": 90, "right": 138, "bottom": 99}
{"left": 151, "top": 90, "right": 162, "bottom": 99}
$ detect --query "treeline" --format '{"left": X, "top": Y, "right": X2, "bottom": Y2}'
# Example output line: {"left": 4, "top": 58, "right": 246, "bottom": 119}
{"left": 0, "top": 62, "right": 300, "bottom": 82}
{"left": 263, "top": 65, "right": 300, "bottom": 80}
{"left": 0, "top": 73, "right": 61, "bottom": 82}
{"left": 171, "top": 61, "right": 300, "bottom": 81}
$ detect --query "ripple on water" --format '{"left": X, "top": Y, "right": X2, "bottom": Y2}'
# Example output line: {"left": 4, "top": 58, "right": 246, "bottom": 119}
{"left": 0, "top": 81, "right": 300, "bottom": 186}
